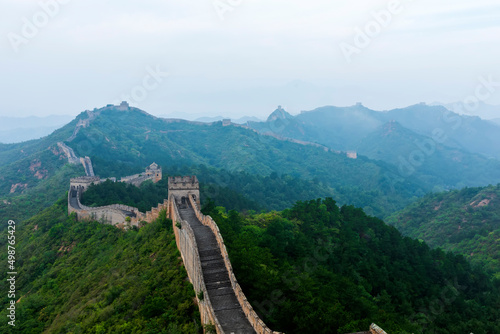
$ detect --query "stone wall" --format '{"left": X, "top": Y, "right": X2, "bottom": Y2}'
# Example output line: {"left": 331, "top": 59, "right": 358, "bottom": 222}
{"left": 68, "top": 185, "right": 140, "bottom": 225}
{"left": 120, "top": 163, "right": 162, "bottom": 187}
{"left": 70, "top": 176, "right": 100, "bottom": 192}
{"left": 67, "top": 172, "right": 389, "bottom": 334}
{"left": 168, "top": 194, "right": 223, "bottom": 333}
{"left": 188, "top": 194, "right": 281, "bottom": 334}
{"left": 168, "top": 176, "right": 200, "bottom": 207}
{"left": 369, "top": 323, "right": 388, "bottom": 334}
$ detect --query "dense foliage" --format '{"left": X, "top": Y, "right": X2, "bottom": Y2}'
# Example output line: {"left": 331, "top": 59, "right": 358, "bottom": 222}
{"left": 0, "top": 199, "right": 201, "bottom": 333}
{"left": 79, "top": 165, "right": 343, "bottom": 213}
{"left": 203, "top": 198, "right": 500, "bottom": 334}
{"left": 81, "top": 179, "right": 170, "bottom": 213}
{"left": 0, "top": 164, "right": 82, "bottom": 231}
{"left": 66, "top": 107, "right": 427, "bottom": 218}
{"left": 387, "top": 184, "right": 500, "bottom": 278}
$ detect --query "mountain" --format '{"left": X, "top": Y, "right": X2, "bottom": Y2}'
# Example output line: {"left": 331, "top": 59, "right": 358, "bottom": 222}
{"left": 432, "top": 101, "right": 500, "bottom": 120}
{"left": 249, "top": 104, "right": 381, "bottom": 151}
{"left": 0, "top": 115, "right": 74, "bottom": 143}
{"left": 0, "top": 104, "right": 435, "bottom": 220}
{"left": 356, "top": 120, "right": 500, "bottom": 190}
{"left": 194, "top": 116, "right": 263, "bottom": 124}
{"left": 383, "top": 104, "right": 500, "bottom": 158}
{"left": 247, "top": 104, "right": 500, "bottom": 192}
{"left": 266, "top": 106, "right": 294, "bottom": 122}
{"left": 386, "top": 185, "right": 500, "bottom": 278}
{"left": 491, "top": 118, "right": 500, "bottom": 126}
{"left": 1, "top": 103, "right": 500, "bottom": 333}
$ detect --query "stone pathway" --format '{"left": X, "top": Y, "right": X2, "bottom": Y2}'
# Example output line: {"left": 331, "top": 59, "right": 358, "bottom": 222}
{"left": 179, "top": 204, "right": 256, "bottom": 334}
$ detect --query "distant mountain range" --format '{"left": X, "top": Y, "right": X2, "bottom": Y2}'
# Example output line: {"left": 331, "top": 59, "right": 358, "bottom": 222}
{"left": 249, "top": 103, "right": 500, "bottom": 158}
{"left": 247, "top": 104, "right": 500, "bottom": 192}
{"left": 194, "top": 115, "right": 263, "bottom": 124}
{"left": 0, "top": 104, "right": 452, "bottom": 221}
{"left": 2, "top": 102, "right": 500, "bottom": 223}
{"left": 431, "top": 101, "right": 500, "bottom": 120}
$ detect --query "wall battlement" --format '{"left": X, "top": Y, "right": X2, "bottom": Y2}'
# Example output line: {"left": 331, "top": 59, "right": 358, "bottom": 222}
{"left": 67, "top": 171, "right": 390, "bottom": 334}
{"left": 121, "top": 162, "right": 162, "bottom": 186}
{"left": 68, "top": 163, "right": 162, "bottom": 226}
{"left": 168, "top": 175, "right": 200, "bottom": 207}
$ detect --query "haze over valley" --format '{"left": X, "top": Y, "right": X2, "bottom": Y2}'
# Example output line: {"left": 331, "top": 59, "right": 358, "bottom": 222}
{"left": 1, "top": 1, "right": 500, "bottom": 333}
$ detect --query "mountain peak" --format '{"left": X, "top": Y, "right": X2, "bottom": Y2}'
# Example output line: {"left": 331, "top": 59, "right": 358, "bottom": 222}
{"left": 266, "top": 106, "right": 293, "bottom": 122}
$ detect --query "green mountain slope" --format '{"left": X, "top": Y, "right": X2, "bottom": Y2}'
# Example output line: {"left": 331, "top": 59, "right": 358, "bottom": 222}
{"left": 204, "top": 198, "right": 500, "bottom": 334}
{"left": 0, "top": 164, "right": 83, "bottom": 229}
{"left": 356, "top": 121, "right": 500, "bottom": 190}
{"left": 0, "top": 199, "right": 201, "bottom": 333}
{"left": 387, "top": 185, "right": 500, "bottom": 278}
{"left": 72, "top": 106, "right": 428, "bottom": 218}
{"left": 248, "top": 104, "right": 500, "bottom": 191}
{"left": 1, "top": 104, "right": 432, "bottom": 219}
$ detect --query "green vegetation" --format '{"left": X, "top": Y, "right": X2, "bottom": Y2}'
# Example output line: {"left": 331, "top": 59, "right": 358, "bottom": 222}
{"left": 66, "top": 107, "right": 428, "bottom": 218}
{"left": 387, "top": 184, "right": 500, "bottom": 278}
{"left": 79, "top": 166, "right": 338, "bottom": 213}
{"left": 0, "top": 164, "right": 83, "bottom": 231}
{"left": 204, "top": 198, "right": 500, "bottom": 334}
{"left": 356, "top": 121, "right": 500, "bottom": 190}
{"left": 0, "top": 198, "right": 201, "bottom": 333}
{"left": 81, "top": 179, "right": 169, "bottom": 213}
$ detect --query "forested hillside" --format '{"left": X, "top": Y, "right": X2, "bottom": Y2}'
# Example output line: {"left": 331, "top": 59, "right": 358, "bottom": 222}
{"left": 387, "top": 184, "right": 500, "bottom": 278}
{"left": 79, "top": 166, "right": 345, "bottom": 214}
{"left": 0, "top": 198, "right": 201, "bottom": 333}
{"left": 0, "top": 164, "right": 83, "bottom": 230}
{"left": 0, "top": 105, "right": 432, "bottom": 220}
{"left": 3, "top": 191, "right": 499, "bottom": 333}
{"left": 202, "top": 198, "right": 500, "bottom": 334}
{"left": 248, "top": 105, "right": 500, "bottom": 192}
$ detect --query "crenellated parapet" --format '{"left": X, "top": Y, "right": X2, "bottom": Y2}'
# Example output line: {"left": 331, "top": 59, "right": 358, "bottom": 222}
{"left": 68, "top": 163, "right": 163, "bottom": 226}
{"left": 66, "top": 172, "right": 389, "bottom": 334}
{"left": 120, "top": 162, "right": 162, "bottom": 187}
{"left": 168, "top": 175, "right": 200, "bottom": 207}
{"left": 369, "top": 323, "right": 388, "bottom": 334}
{"left": 187, "top": 194, "right": 281, "bottom": 334}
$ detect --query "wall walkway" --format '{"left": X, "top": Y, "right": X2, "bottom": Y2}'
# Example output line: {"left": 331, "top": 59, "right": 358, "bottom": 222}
{"left": 169, "top": 194, "right": 281, "bottom": 334}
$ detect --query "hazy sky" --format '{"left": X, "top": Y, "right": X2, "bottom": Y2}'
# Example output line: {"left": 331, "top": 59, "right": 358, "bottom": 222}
{"left": 1, "top": 0, "right": 499, "bottom": 119}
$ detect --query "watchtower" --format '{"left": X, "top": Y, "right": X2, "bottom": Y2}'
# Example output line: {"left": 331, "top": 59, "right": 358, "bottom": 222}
{"left": 145, "top": 162, "right": 162, "bottom": 183}
{"left": 70, "top": 176, "right": 101, "bottom": 193}
{"left": 168, "top": 176, "right": 200, "bottom": 208}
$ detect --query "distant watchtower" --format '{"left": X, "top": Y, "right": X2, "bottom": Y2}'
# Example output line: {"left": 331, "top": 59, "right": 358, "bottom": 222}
{"left": 145, "top": 162, "right": 162, "bottom": 183}
{"left": 168, "top": 176, "right": 200, "bottom": 207}
{"left": 117, "top": 101, "right": 130, "bottom": 111}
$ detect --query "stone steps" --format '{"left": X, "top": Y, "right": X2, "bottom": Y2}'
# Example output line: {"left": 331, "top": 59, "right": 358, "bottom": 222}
{"left": 179, "top": 205, "right": 256, "bottom": 334}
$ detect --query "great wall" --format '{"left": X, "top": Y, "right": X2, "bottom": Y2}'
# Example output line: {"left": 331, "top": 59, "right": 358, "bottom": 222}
{"left": 61, "top": 102, "right": 385, "bottom": 332}
{"left": 66, "top": 162, "right": 388, "bottom": 333}
{"left": 68, "top": 170, "right": 280, "bottom": 333}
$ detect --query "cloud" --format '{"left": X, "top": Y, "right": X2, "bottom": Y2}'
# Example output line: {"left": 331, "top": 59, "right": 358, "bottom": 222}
{"left": 1, "top": 0, "right": 499, "bottom": 117}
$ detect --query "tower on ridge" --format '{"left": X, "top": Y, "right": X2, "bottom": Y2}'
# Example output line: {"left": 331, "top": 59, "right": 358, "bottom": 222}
{"left": 168, "top": 176, "right": 200, "bottom": 207}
